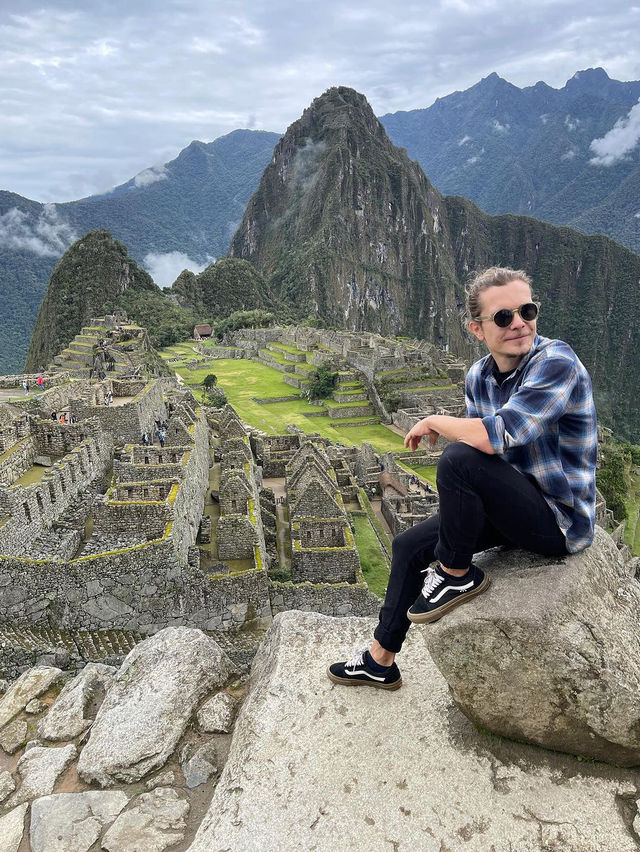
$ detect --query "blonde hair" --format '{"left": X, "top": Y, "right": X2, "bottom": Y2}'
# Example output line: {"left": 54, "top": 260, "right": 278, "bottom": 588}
{"left": 465, "top": 267, "right": 533, "bottom": 322}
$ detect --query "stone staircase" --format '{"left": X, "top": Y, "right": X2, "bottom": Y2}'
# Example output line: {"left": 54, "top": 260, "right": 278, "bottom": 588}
{"left": 50, "top": 323, "right": 137, "bottom": 378}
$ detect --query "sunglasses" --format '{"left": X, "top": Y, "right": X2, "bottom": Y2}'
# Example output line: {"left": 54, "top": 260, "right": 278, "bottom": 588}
{"left": 473, "top": 302, "right": 540, "bottom": 328}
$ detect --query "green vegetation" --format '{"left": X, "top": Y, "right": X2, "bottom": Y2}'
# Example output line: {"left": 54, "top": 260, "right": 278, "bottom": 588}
{"left": 597, "top": 435, "right": 630, "bottom": 522}
{"left": 398, "top": 462, "right": 438, "bottom": 488}
{"left": 159, "top": 349, "right": 408, "bottom": 453}
{"left": 351, "top": 515, "right": 390, "bottom": 598}
{"left": 304, "top": 365, "right": 338, "bottom": 400}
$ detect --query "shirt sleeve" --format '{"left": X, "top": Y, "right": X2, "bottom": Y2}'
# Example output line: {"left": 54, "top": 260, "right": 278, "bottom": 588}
{"left": 481, "top": 355, "right": 578, "bottom": 454}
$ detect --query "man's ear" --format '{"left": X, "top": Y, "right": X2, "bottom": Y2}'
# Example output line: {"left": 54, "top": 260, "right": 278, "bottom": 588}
{"left": 468, "top": 320, "right": 484, "bottom": 342}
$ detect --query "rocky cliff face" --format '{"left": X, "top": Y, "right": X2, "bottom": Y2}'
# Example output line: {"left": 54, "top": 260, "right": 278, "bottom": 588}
{"left": 25, "top": 230, "right": 171, "bottom": 370}
{"left": 229, "top": 87, "right": 466, "bottom": 354}
{"left": 171, "top": 257, "right": 272, "bottom": 318}
{"left": 230, "top": 87, "right": 640, "bottom": 441}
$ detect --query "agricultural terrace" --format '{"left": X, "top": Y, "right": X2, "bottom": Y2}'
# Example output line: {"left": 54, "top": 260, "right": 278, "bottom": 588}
{"left": 159, "top": 345, "right": 410, "bottom": 455}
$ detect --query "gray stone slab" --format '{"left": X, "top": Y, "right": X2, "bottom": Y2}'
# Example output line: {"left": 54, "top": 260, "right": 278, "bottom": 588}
{"left": 0, "top": 719, "right": 27, "bottom": 755}
{"left": 0, "top": 803, "right": 28, "bottom": 852}
{"left": 7, "top": 744, "right": 77, "bottom": 806}
{"left": 78, "top": 627, "right": 234, "bottom": 786}
{"left": 0, "top": 667, "right": 62, "bottom": 728}
{"left": 102, "top": 787, "right": 189, "bottom": 852}
{"left": 188, "top": 611, "right": 640, "bottom": 852}
{"left": 30, "top": 790, "right": 129, "bottom": 852}
{"left": 39, "top": 663, "right": 115, "bottom": 742}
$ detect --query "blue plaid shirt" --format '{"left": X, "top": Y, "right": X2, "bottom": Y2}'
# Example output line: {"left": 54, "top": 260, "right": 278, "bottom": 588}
{"left": 465, "top": 334, "right": 597, "bottom": 552}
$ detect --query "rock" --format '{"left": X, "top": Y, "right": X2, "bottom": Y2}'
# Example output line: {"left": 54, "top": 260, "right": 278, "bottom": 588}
{"left": 0, "top": 769, "right": 16, "bottom": 802}
{"left": 0, "top": 666, "right": 62, "bottom": 728}
{"left": 37, "top": 648, "right": 71, "bottom": 670}
{"left": 25, "top": 699, "right": 46, "bottom": 714}
{"left": 197, "top": 692, "right": 237, "bottom": 733}
{"left": 30, "top": 791, "right": 129, "bottom": 852}
{"left": 0, "top": 678, "right": 9, "bottom": 694}
{"left": 7, "top": 744, "right": 77, "bottom": 806}
{"left": 39, "top": 663, "right": 115, "bottom": 741}
{"left": 34, "top": 455, "right": 52, "bottom": 466}
{"left": 181, "top": 742, "right": 217, "bottom": 789}
{"left": 77, "top": 627, "right": 234, "bottom": 786}
{"left": 0, "top": 719, "right": 27, "bottom": 754}
{"left": 145, "top": 770, "right": 175, "bottom": 791}
{"left": 25, "top": 739, "right": 42, "bottom": 751}
{"left": 0, "top": 803, "right": 28, "bottom": 852}
{"left": 422, "top": 527, "right": 640, "bottom": 766}
{"left": 188, "top": 611, "right": 639, "bottom": 851}
{"left": 102, "top": 787, "right": 189, "bottom": 852}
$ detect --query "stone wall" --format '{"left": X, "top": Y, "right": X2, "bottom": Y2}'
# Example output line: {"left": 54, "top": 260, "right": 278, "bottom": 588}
{"left": 0, "top": 436, "right": 111, "bottom": 557}
{"left": 71, "top": 380, "right": 166, "bottom": 444}
{"left": 0, "top": 436, "right": 36, "bottom": 486}
{"left": 269, "top": 580, "right": 381, "bottom": 617}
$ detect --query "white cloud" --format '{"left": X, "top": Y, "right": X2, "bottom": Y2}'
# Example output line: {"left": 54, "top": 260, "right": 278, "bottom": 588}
{"left": 467, "top": 155, "right": 480, "bottom": 164}
{"left": 589, "top": 98, "right": 640, "bottom": 166}
{"left": 458, "top": 135, "right": 472, "bottom": 145}
{"left": 565, "top": 115, "right": 580, "bottom": 131}
{"left": 0, "top": 203, "right": 76, "bottom": 256}
{"left": 540, "top": 114, "right": 550, "bottom": 124}
{"left": 561, "top": 148, "right": 577, "bottom": 160}
{"left": 143, "top": 250, "right": 213, "bottom": 287}
{"left": 133, "top": 165, "right": 168, "bottom": 188}
{"left": 490, "top": 119, "right": 509, "bottom": 133}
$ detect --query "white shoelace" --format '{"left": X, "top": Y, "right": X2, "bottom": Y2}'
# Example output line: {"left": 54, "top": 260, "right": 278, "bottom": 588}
{"left": 421, "top": 566, "right": 444, "bottom": 598}
{"left": 345, "top": 648, "right": 368, "bottom": 670}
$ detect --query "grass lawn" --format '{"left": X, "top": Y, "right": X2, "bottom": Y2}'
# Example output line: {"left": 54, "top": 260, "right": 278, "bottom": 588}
{"left": 162, "top": 353, "right": 408, "bottom": 453}
{"left": 398, "top": 462, "right": 438, "bottom": 488}
{"left": 624, "top": 469, "right": 640, "bottom": 556}
{"left": 352, "top": 515, "right": 390, "bottom": 598}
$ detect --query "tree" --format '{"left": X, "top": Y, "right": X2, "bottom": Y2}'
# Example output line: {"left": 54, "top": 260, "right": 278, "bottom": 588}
{"left": 203, "top": 374, "right": 218, "bottom": 390}
{"left": 203, "top": 386, "right": 227, "bottom": 408}
{"left": 304, "top": 364, "right": 337, "bottom": 400}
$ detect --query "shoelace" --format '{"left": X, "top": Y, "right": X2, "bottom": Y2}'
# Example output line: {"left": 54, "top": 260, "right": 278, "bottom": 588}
{"left": 345, "top": 648, "right": 368, "bottom": 670}
{"left": 421, "top": 566, "right": 444, "bottom": 597}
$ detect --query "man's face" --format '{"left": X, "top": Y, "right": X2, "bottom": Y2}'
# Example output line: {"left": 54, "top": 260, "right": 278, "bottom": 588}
{"left": 468, "top": 279, "right": 537, "bottom": 370}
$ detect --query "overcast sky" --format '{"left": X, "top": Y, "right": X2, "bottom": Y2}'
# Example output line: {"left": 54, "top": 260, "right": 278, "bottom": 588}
{"left": 2, "top": 0, "right": 639, "bottom": 202}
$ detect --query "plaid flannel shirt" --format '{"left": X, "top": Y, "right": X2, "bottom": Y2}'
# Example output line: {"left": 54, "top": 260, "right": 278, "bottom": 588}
{"left": 465, "top": 334, "right": 597, "bottom": 553}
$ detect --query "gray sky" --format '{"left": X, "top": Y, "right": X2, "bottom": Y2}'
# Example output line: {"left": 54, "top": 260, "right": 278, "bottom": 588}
{"left": 2, "top": 0, "right": 639, "bottom": 202}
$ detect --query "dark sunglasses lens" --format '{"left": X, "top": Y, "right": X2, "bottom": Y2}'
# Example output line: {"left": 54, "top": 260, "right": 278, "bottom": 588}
{"left": 520, "top": 302, "right": 538, "bottom": 321}
{"left": 493, "top": 309, "right": 513, "bottom": 327}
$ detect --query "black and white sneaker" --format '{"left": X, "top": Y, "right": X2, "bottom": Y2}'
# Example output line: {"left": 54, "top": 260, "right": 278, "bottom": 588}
{"left": 407, "top": 563, "right": 490, "bottom": 624}
{"left": 327, "top": 648, "right": 402, "bottom": 690}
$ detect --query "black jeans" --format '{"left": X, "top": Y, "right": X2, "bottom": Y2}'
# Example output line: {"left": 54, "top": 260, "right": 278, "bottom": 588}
{"left": 374, "top": 442, "right": 568, "bottom": 653}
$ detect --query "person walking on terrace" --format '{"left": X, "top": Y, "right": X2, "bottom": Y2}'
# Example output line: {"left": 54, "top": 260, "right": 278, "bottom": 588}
{"left": 328, "top": 266, "right": 597, "bottom": 690}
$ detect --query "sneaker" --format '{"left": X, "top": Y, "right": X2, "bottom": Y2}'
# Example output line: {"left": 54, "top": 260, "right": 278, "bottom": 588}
{"left": 407, "top": 563, "right": 490, "bottom": 624}
{"left": 327, "top": 648, "right": 402, "bottom": 690}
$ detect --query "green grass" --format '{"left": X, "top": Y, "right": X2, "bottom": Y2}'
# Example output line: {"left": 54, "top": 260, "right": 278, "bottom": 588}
{"left": 398, "top": 462, "right": 438, "bottom": 488}
{"left": 624, "top": 469, "right": 640, "bottom": 556}
{"left": 160, "top": 352, "right": 408, "bottom": 453}
{"left": 270, "top": 342, "right": 307, "bottom": 355}
{"left": 352, "top": 515, "right": 390, "bottom": 598}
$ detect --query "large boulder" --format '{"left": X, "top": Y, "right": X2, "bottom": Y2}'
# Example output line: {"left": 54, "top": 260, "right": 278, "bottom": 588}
{"left": 422, "top": 526, "right": 640, "bottom": 766}
{"left": 30, "top": 791, "right": 129, "bottom": 852}
{"left": 77, "top": 627, "right": 235, "bottom": 786}
{"left": 39, "top": 663, "right": 116, "bottom": 742}
{"left": 188, "top": 611, "right": 639, "bottom": 851}
{"left": 0, "top": 666, "right": 62, "bottom": 728}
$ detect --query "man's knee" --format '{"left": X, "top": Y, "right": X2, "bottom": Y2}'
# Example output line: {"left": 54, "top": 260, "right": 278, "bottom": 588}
{"left": 436, "top": 441, "right": 485, "bottom": 484}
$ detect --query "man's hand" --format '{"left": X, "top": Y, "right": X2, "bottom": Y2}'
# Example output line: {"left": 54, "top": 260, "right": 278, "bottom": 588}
{"left": 403, "top": 415, "right": 495, "bottom": 455}
{"left": 404, "top": 418, "right": 439, "bottom": 451}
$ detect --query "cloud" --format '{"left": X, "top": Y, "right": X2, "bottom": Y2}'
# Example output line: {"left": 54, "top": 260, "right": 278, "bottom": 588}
{"left": 133, "top": 165, "right": 168, "bottom": 188}
{"left": 143, "top": 250, "right": 213, "bottom": 287}
{"left": 564, "top": 115, "right": 580, "bottom": 131}
{"left": 458, "top": 135, "right": 472, "bottom": 145}
{"left": 561, "top": 148, "right": 576, "bottom": 160}
{"left": 0, "top": 202, "right": 76, "bottom": 256}
{"left": 490, "top": 119, "right": 509, "bottom": 133}
{"left": 589, "top": 99, "right": 640, "bottom": 166}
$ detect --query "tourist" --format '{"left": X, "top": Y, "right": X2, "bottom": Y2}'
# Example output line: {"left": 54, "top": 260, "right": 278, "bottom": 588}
{"left": 328, "top": 267, "right": 597, "bottom": 690}
{"left": 22, "top": 379, "right": 28, "bottom": 395}
{"left": 37, "top": 374, "right": 43, "bottom": 390}
{"left": 50, "top": 411, "right": 57, "bottom": 421}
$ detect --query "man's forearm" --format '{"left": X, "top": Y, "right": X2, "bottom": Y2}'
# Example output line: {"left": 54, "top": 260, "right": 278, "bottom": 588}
{"left": 425, "top": 415, "right": 494, "bottom": 454}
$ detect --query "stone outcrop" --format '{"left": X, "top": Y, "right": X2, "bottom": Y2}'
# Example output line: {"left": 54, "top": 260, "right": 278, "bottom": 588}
{"left": 77, "top": 627, "right": 235, "bottom": 786}
{"left": 30, "top": 791, "right": 129, "bottom": 852}
{"left": 0, "top": 803, "right": 29, "bottom": 852}
{"left": 7, "top": 744, "right": 77, "bottom": 806}
{"left": 188, "top": 610, "right": 640, "bottom": 851}
{"left": 39, "top": 662, "right": 116, "bottom": 741}
{"left": 102, "top": 786, "right": 190, "bottom": 852}
{"left": 0, "top": 666, "right": 62, "bottom": 727}
{"left": 422, "top": 525, "right": 640, "bottom": 766}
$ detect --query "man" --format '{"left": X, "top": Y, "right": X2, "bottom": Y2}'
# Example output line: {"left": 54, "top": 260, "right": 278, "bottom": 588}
{"left": 328, "top": 267, "right": 597, "bottom": 690}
